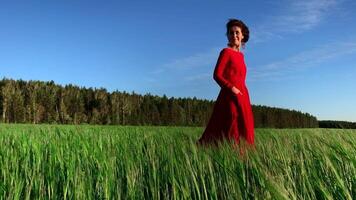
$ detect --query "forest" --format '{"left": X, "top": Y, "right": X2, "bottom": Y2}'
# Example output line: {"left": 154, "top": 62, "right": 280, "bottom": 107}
{"left": 0, "top": 78, "right": 320, "bottom": 128}
{"left": 319, "top": 120, "right": 356, "bottom": 129}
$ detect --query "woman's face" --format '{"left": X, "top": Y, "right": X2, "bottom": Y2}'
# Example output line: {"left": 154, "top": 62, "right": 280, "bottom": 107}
{"left": 228, "top": 26, "right": 244, "bottom": 48}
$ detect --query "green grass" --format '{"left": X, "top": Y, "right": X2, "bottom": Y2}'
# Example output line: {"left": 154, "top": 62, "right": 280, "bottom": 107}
{"left": 0, "top": 124, "right": 355, "bottom": 199}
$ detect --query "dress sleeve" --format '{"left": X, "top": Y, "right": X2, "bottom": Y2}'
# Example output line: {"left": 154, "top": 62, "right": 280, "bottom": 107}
{"left": 213, "top": 49, "right": 233, "bottom": 89}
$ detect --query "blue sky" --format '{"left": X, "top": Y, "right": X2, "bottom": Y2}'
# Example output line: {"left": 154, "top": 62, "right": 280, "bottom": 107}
{"left": 1, "top": 0, "right": 356, "bottom": 122}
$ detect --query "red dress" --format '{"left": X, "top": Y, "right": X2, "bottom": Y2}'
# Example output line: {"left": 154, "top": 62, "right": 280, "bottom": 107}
{"left": 198, "top": 48, "right": 254, "bottom": 146}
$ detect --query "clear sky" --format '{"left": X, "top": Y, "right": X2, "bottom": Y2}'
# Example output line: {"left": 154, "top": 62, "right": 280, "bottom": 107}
{"left": 1, "top": 0, "right": 355, "bottom": 122}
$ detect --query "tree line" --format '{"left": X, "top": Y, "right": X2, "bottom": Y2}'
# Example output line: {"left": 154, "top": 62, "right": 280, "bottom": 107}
{"left": 319, "top": 120, "right": 356, "bottom": 129}
{"left": 0, "top": 78, "right": 318, "bottom": 128}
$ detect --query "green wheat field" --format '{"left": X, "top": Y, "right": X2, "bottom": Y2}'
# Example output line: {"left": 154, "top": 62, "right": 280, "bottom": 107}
{"left": 0, "top": 124, "right": 355, "bottom": 199}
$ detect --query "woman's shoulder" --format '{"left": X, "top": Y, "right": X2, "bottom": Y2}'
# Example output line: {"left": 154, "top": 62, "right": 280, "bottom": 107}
{"left": 221, "top": 47, "right": 231, "bottom": 53}
{"left": 220, "top": 47, "right": 244, "bottom": 56}
{"left": 219, "top": 48, "right": 232, "bottom": 56}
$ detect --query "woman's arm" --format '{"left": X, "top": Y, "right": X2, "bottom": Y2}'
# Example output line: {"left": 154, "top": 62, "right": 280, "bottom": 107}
{"left": 213, "top": 49, "right": 243, "bottom": 95}
{"left": 213, "top": 49, "right": 233, "bottom": 89}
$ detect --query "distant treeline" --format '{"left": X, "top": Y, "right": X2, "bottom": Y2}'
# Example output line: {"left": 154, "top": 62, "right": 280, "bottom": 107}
{"left": 0, "top": 78, "right": 318, "bottom": 128}
{"left": 319, "top": 120, "right": 356, "bottom": 129}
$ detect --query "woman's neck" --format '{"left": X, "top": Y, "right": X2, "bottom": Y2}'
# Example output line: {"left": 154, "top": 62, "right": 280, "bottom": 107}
{"left": 228, "top": 44, "right": 240, "bottom": 52}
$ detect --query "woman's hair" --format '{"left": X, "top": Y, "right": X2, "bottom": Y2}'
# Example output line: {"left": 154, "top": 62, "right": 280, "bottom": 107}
{"left": 226, "top": 18, "right": 249, "bottom": 44}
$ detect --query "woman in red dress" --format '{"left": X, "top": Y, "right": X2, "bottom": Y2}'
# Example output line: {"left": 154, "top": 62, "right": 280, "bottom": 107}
{"left": 198, "top": 19, "right": 254, "bottom": 147}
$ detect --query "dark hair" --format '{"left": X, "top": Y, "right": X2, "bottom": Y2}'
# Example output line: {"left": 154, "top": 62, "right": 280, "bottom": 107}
{"left": 226, "top": 18, "right": 249, "bottom": 44}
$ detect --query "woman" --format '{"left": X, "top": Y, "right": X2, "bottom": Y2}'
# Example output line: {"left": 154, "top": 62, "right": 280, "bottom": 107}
{"left": 198, "top": 19, "right": 254, "bottom": 147}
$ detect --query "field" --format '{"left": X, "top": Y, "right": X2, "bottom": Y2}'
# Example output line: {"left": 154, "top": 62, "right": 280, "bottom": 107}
{"left": 0, "top": 124, "right": 355, "bottom": 199}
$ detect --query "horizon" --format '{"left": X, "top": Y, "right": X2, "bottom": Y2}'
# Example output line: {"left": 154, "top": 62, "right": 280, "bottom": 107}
{"left": 1, "top": 0, "right": 356, "bottom": 122}
{"left": 2, "top": 76, "right": 354, "bottom": 123}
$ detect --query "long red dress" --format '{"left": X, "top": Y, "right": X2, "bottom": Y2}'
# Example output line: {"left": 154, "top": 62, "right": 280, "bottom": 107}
{"left": 198, "top": 48, "right": 254, "bottom": 146}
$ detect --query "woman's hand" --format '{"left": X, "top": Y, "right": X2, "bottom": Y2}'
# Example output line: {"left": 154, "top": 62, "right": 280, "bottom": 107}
{"left": 232, "top": 86, "right": 243, "bottom": 96}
